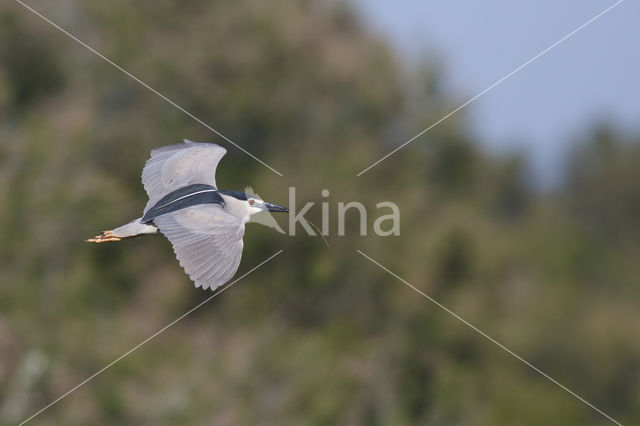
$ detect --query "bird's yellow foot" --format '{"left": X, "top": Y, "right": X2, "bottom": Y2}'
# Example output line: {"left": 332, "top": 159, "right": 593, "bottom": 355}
{"left": 86, "top": 230, "right": 121, "bottom": 243}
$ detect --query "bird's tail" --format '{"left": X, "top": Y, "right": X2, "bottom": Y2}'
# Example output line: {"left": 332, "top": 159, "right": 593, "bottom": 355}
{"left": 86, "top": 218, "right": 158, "bottom": 243}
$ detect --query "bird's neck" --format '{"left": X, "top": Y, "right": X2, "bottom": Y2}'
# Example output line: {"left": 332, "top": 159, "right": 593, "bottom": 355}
{"left": 219, "top": 193, "right": 253, "bottom": 222}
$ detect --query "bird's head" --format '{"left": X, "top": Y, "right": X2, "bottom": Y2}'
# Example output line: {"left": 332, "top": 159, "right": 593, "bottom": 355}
{"left": 243, "top": 186, "right": 288, "bottom": 215}
{"left": 245, "top": 195, "right": 289, "bottom": 214}
{"left": 218, "top": 189, "right": 288, "bottom": 222}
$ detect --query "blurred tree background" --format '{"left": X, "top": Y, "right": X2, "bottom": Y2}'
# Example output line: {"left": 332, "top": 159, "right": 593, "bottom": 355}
{"left": 0, "top": 0, "right": 639, "bottom": 424}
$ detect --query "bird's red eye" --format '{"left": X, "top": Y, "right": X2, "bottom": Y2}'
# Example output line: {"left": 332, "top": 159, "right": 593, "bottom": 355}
{"left": 248, "top": 199, "right": 255, "bottom": 205}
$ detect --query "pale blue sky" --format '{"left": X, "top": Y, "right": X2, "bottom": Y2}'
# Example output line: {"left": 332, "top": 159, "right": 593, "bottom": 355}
{"left": 350, "top": 0, "right": 639, "bottom": 184}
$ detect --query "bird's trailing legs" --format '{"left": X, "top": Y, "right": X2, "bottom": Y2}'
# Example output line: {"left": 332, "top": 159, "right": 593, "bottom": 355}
{"left": 86, "top": 230, "right": 121, "bottom": 243}
{"left": 86, "top": 218, "right": 158, "bottom": 243}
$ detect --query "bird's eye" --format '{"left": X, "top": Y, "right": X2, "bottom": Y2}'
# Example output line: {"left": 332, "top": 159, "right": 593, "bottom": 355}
{"left": 248, "top": 199, "right": 255, "bottom": 205}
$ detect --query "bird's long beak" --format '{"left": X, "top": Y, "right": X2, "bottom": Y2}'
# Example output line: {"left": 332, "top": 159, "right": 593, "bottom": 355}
{"left": 265, "top": 202, "right": 288, "bottom": 213}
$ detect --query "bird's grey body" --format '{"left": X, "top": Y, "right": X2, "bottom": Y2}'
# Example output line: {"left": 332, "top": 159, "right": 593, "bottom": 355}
{"left": 88, "top": 140, "right": 287, "bottom": 291}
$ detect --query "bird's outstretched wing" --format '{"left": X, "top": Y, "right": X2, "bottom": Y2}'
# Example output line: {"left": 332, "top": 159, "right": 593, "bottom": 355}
{"left": 142, "top": 140, "right": 226, "bottom": 213}
{"left": 153, "top": 204, "right": 245, "bottom": 290}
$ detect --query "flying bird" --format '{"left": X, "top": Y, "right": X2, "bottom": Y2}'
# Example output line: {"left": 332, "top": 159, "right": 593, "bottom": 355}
{"left": 87, "top": 140, "right": 288, "bottom": 290}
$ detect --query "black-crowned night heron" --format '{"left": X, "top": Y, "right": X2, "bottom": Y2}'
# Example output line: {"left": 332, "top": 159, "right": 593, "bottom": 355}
{"left": 87, "top": 140, "right": 288, "bottom": 290}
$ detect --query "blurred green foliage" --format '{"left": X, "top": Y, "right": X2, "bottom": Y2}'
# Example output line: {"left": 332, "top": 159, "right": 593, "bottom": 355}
{"left": 0, "top": 1, "right": 638, "bottom": 425}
